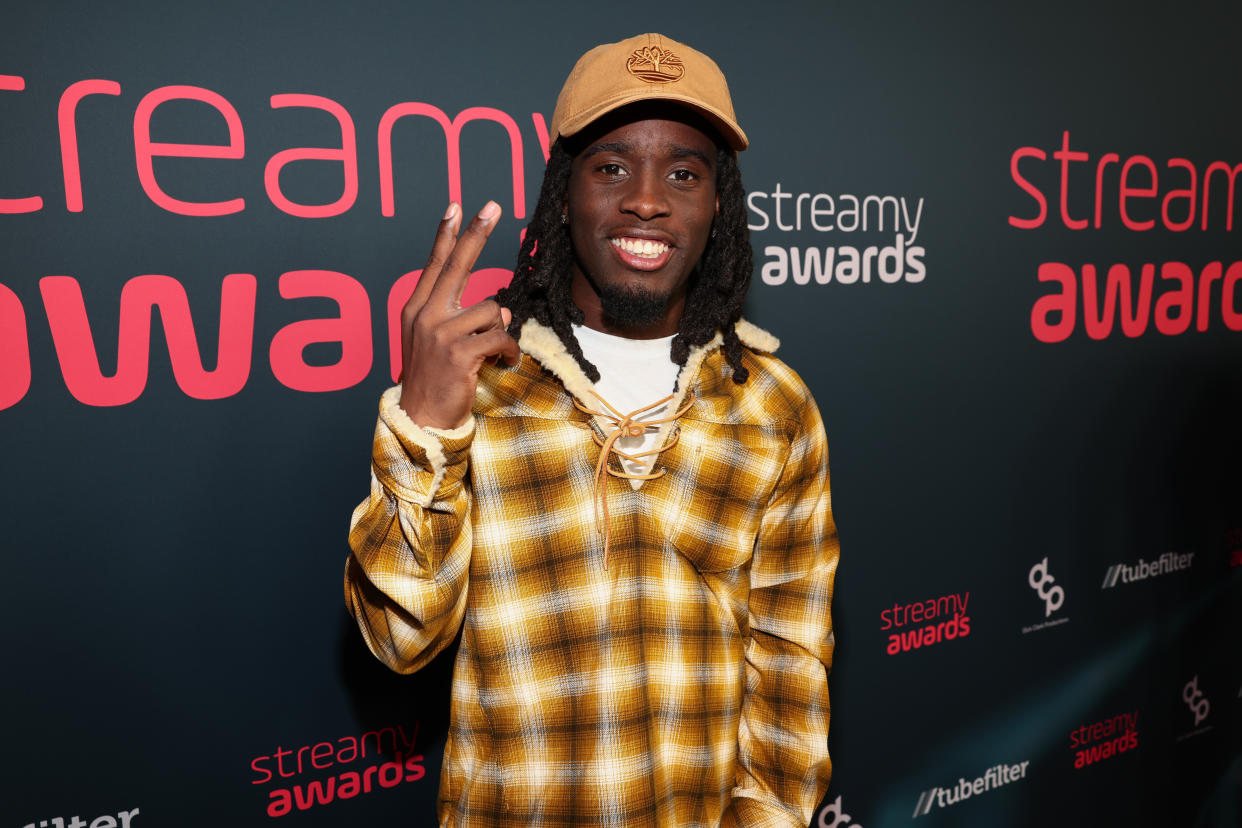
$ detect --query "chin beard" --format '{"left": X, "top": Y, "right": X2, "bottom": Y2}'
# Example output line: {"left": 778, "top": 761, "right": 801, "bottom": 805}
{"left": 596, "top": 283, "right": 671, "bottom": 329}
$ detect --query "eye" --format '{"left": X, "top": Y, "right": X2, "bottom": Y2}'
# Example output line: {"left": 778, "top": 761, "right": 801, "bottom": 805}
{"left": 669, "top": 168, "right": 699, "bottom": 183}
{"left": 597, "top": 162, "right": 627, "bottom": 177}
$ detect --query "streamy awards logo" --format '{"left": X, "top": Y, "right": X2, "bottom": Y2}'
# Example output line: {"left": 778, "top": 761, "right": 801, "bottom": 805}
{"left": 1069, "top": 710, "right": 1139, "bottom": 769}
{"left": 1226, "top": 528, "right": 1242, "bottom": 568}
{"left": 880, "top": 590, "right": 971, "bottom": 655}
{"left": 749, "top": 185, "right": 927, "bottom": 286}
{"left": 250, "top": 722, "right": 427, "bottom": 817}
{"left": 0, "top": 71, "right": 537, "bottom": 410}
{"left": 1007, "top": 130, "right": 1242, "bottom": 343}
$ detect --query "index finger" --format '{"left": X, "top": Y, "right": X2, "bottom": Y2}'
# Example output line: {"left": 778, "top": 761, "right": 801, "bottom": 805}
{"left": 406, "top": 201, "right": 463, "bottom": 314}
{"left": 427, "top": 200, "right": 502, "bottom": 311}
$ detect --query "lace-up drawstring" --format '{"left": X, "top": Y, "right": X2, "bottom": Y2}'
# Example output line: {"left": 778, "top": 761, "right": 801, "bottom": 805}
{"left": 572, "top": 390, "right": 696, "bottom": 569}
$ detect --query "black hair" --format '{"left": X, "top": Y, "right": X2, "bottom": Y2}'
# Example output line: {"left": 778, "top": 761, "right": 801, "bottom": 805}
{"left": 497, "top": 137, "right": 753, "bottom": 384}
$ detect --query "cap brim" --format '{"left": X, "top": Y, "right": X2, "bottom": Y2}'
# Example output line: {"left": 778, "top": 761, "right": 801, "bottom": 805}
{"left": 556, "top": 90, "right": 749, "bottom": 151}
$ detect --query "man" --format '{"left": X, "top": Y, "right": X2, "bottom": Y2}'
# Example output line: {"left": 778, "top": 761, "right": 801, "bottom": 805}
{"left": 346, "top": 33, "right": 838, "bottom": 827}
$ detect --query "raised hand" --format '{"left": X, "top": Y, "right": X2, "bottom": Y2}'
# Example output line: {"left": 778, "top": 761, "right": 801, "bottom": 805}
{"left": 398, "top": 201, "right": 520, "bottom": 429}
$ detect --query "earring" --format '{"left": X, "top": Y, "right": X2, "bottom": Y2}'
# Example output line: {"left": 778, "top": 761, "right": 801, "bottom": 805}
{"left": 710, "top": 227, "right": 717, "bottom": 238}
{"left": 561, "top": 213, "right": 568, "bottom": 225}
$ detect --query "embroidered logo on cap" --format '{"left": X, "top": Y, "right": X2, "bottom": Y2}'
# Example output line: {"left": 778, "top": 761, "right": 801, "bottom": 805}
{"left": 626, "top": 46, "right": 684, "bottom": 83}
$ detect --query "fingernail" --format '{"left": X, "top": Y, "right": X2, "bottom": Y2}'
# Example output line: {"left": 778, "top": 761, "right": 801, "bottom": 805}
{"left": 444, "top": 202, "right": 459, "bottom": 220}
{"left": 478, "top": 201, "right": 500, "bottom": 221}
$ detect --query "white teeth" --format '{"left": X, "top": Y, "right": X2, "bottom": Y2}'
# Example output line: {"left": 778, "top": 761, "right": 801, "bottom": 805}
{"left": 611, "top": 237, "right": 669, "bottom": 258}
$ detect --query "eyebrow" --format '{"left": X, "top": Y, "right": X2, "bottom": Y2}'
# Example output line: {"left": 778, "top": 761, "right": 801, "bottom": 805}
{"left": 670, "top": 146, "right": 714, "bottom": 168}
{"left": 581, "top": 141, "right": 631, "bottom": 158}
{"left": 580, "top": 141, "right": 715, "bottom": 169}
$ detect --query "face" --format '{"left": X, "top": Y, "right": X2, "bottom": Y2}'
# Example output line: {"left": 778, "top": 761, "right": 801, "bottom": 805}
{"left": 565, "top": 109, "right": 719, "bottom": 338}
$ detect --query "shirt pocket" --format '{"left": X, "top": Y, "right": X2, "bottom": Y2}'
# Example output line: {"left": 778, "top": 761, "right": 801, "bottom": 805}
{"left": 658, "top": 421, "right": 784, "bottom": 574}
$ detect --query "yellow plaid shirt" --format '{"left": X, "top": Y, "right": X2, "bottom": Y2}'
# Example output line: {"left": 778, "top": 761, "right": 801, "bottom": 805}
{"left": 346, "top": 318, "right": 838, "bottom": 827}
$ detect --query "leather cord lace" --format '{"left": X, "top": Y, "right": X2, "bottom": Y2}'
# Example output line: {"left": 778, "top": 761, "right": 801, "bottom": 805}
{"left": 573, "top": 390, "right": 696, "bottom": 569}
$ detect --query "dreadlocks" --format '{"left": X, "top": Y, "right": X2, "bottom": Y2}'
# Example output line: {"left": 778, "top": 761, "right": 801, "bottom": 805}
{"left": 497, "top": 139, "right": 754, "bottom": 384}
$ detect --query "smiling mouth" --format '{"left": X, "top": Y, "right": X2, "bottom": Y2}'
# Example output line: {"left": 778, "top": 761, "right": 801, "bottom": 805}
{"left": 609, "top": 236, "right": 673, "bottom": 271}
{"left": 610, "top": 237, "right": 670, "bottom": 258}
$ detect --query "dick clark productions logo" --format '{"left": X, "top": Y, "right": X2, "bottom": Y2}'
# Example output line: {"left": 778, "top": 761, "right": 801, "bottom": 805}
{"left": 1183, "top": 676, "right": 1210, "bottom": 726}
{"left": 1028, "top": 558, "right": 1064, "bottom": 617}
{"left": 818, "top": 794, "right": 862, "bottom": 828}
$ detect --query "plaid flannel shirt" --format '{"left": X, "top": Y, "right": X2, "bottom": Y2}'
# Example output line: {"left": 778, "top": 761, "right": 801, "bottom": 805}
{"left": 346, "top": 318, "right": 838, "bottom": 827}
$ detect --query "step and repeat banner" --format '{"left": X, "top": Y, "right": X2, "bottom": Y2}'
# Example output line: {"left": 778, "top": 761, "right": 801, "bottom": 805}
{"left": 3, "top": 2, "right": 1239, "bottom": 826}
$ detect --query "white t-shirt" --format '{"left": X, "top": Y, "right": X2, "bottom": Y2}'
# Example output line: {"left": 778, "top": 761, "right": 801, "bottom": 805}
{"left": 573, "top": 324, "right": 681, "bottom": 476}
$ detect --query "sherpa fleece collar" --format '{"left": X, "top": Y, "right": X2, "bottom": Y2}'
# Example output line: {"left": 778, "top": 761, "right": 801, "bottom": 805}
{"left": 514, "top": 318, "right": 779, "bottom": 489}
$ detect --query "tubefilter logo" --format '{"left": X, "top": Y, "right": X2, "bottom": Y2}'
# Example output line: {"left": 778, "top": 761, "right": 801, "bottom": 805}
{"left": 1100, "top": 552, "right": 1194, "bottom": 588}
{"left": 912, "top": 761, "right": 1030, "bottom": 818}
{"left": 22, "top": 807, "right": 140, "bottom": 828}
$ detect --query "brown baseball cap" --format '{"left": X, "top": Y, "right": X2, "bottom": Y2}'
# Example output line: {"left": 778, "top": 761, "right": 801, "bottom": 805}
{"left": 549, "top": 33, "right": 748, "bottom": 151}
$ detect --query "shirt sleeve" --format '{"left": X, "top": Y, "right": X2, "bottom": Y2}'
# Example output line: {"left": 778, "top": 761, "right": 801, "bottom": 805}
{"left": 343, "top": 386, "right": 475, "bottom": 674}
{"left": 721, "top": 395, "right": 838, "bottom": 827}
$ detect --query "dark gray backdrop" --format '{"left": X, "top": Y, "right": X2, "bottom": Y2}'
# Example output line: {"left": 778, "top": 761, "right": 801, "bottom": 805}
{"left": 2, "top": 2, "right": 1239, "bottom": 826}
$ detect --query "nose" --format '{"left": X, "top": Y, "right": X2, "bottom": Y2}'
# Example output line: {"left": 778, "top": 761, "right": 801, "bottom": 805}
{"left": 619, "top": 167, "right": 670, "bottom": 221}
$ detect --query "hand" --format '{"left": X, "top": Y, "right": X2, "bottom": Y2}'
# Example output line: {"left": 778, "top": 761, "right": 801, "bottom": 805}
{"left": 398, "top": 201, "right": 520, "bottom": 429}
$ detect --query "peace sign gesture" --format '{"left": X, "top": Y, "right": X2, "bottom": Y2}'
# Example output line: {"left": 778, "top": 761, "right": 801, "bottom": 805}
{"left": 397, "top": 201, "right": 521, "bottom": 429}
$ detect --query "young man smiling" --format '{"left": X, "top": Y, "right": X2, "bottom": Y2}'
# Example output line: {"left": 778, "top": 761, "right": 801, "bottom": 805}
{"left": 346, "top": 33, "right": 838, "bottom": 827}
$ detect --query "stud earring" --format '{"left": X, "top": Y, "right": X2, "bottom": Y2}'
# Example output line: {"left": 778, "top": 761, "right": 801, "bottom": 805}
{"left": 561, "top": 213, "right": 568, "bottom": 225}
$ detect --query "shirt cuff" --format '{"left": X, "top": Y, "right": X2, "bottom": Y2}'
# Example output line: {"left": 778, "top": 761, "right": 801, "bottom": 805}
{"left": 374, "top": 386, "right": 474, "bottom": 507}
